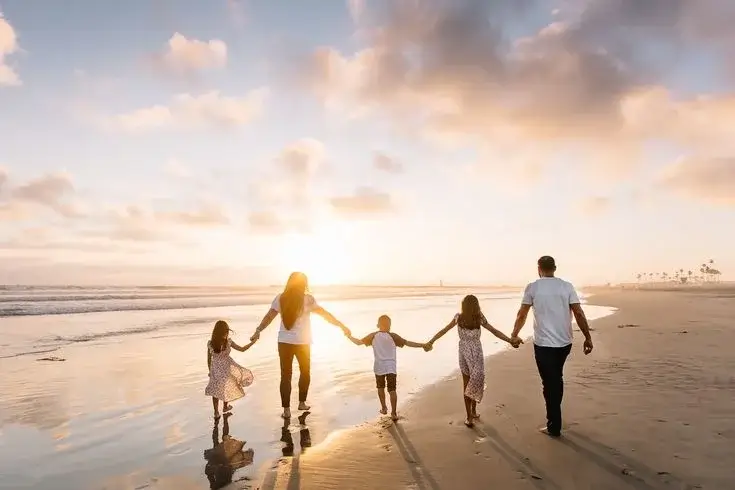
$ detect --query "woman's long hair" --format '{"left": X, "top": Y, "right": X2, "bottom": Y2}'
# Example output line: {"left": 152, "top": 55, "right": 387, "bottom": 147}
{"left": 459, "top": 294, "right": 483, "bottom": 329}
{"left": 210, "top": 320, "right": 230, "bottom": 353}
{"left": 280, "top": 272, "right": 308, "bottom": 330}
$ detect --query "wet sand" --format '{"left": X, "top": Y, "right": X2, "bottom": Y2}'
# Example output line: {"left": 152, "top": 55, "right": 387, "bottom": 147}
{"left": 261, "top": 287, "right": 735, "bottom": 489}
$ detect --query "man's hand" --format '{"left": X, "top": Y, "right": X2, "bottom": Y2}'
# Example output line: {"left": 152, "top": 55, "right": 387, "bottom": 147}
{"left": 423, "top": 342, "right": 433, "bottom": 352}
{"left": 342, "top": 326, "right": 352, "bottom": 337}
{"left": 583, "top": 338, "right": 593, "bottom": 355}
{"left": 510, "top": 336, "right": 523, "bottom": 348}
{"left": 250, "top": 331, "right": 260, "bottom": 342}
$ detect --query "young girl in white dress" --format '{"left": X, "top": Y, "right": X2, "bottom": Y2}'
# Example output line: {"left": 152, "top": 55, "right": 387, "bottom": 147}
{"left": 205, "top": 320, "right": 255, "bottom": 418}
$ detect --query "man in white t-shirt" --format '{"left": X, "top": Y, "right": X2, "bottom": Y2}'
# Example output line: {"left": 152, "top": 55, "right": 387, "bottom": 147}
{"left": 511, "top": 256, "right": 593, "bottom": 437}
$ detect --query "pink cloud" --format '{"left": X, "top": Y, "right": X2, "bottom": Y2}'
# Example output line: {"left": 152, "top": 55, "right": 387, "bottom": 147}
{"left": 0, "top": 13, "right": 21, "bottom": 86}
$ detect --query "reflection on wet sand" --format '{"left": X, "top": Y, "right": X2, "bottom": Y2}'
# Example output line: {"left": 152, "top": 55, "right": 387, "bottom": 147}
{"left": 281, "top": 411, "right": 312, "bottom": 457}
{"left": 204, "top": 413, "right": 254, "bottom": 489}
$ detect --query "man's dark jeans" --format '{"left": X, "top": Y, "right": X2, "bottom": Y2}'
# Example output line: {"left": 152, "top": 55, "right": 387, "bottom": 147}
{"left": 534, "top": 343, "right": 572, "bottom": 435}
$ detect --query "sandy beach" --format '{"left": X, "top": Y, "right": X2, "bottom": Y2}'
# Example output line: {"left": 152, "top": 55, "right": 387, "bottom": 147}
{"left": 260, "top": 287, "right": 735, "bottom": 490}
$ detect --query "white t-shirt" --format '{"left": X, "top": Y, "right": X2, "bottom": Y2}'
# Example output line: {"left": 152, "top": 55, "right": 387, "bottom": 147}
{"left": 522, "top": 277, "right": 580, "bottom": 348}
{"left": 360, "top": 331, "right": 407, "bottom": 375}
{"left": 271, "top": 293, "right": 319, "bottom": 345}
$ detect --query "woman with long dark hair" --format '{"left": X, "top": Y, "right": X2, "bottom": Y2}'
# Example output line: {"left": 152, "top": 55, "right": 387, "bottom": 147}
{"left": 426, "top": 295, "right": 521, "bottom": 427}
{"left": 250, "top": 272, "right": 351, "bottom": 418}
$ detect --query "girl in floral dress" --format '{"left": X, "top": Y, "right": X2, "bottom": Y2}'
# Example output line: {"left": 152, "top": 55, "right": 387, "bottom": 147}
{"left": 426, "top": 295, "right": 521, "bottom": 427}
{"left": 206, "top": 320, "right": 255, "bottom": 418}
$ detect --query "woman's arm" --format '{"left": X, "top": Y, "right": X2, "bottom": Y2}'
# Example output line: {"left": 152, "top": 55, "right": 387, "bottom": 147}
{"left": 230, "top": 340, "right": 256, "bottom": 352}
{"left": 251, "top": 308, "right": 278, "bottom": 341}
{"left": 313, "top": 305, "right": 351, "bottom": 336}
{"left": 207, "top": 348, "right": 212, "bottom": 372}
{"left": 427, "top": 316, "right": 458, "bottom": 346}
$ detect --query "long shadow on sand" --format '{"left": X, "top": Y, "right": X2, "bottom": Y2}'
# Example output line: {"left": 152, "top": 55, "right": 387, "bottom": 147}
{"left": 387, "top": 422, "right": 442, "bottom": 490}
{"left": 561, "top": 430, "right": 701, "bottom": 490}
{"left": 473, "top": 423, "right": 562, "bottom": 490}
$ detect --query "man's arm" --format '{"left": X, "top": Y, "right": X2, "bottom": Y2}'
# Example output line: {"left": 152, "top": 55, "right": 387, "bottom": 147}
{"left": 511, "top": 283, "right": 534, "bottom": 340}
{"left": 571, "top": 303, "right": 593, "bottom": 354}
{"left": 511, "top": 304, "right": 531, "bottom": 338}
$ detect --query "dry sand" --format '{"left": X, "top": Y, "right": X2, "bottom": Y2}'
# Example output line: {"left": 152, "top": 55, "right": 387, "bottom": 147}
{"left": 257, "top": 288, "right": 735, "bottom": 490}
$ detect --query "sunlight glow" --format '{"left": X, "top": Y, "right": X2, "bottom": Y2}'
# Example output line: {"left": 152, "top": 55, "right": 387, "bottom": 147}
{"left": 279, "top": 228, "right": 353, "bottom": 285}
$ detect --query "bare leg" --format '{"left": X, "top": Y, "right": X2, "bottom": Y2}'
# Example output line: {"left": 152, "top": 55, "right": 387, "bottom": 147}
{"left": 377, "top": 388, "right": 388, "bottom": 414}
{"left": 212, "top": 397, "right": 220, "bottom": 418}
{"left": 389, "top": 391, "right": 398, "bottom": 421}
{"left": 471, "top": 400, "right": 479, "bottom": 419}
{"left": 223, "top": 401, "right": 232, "bottom": 412}
{"left": 462, "top": 374, "right": 473, "bottom": 427}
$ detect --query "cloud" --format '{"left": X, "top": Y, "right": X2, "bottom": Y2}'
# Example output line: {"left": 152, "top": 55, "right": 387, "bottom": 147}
{"left": 660, "top": 156, "right": 735, "bottom": 205}
{"left": 0, "top": 12, "right": 21, "bottom": 86}
{"left": 330, "top": 187, "right": 395, "bottom": 217}
{"left": 293, "top": 0, "right": 735, "bottom": 179}
{"left": 247, "top": 139, "right": 327, "bottom": 234}
{"left": 1, "top": 171, "right": 82, "bottom": 220}
{"left": 247, "top": 210, "right": 289, "bottom": 234}
{"left": 577, "top": 196, "right": 611, "bottom": 216}
{"left": 113, "top": 89, "right": 268, "bottom": 132}
{"left": 164, "top": 158, "right": 192, "bottom": 179}
{"left": 100, "top": 200, "right": 231, "bottom": 242}
{"left": 155, "top": 202, "right": 230, "bottom": 226}
{"left": 156, "top": 33, "right": 227, "bottom": 74}
{"left": 373, "top": 152, "right": 403, "bottom": 173}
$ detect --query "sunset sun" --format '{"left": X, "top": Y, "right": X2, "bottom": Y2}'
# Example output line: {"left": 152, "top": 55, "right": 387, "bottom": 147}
{"left": 279, "top": 228, "right": 353, "bottom": 285}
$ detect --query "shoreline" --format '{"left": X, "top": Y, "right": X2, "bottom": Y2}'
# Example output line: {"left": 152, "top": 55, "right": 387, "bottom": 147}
{"left": 256, "top": 287, "right": 735, "bottom": 489}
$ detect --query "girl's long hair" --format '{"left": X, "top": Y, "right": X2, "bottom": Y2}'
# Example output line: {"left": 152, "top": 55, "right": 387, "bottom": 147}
{"left": 210, "top": 320, "right": 230, "bottom": 353}
{"left": 280, "top": 272, "right": 308, "bottom": 330}
{"left": 459, "top": 294, "right": 483, "bottom": 329}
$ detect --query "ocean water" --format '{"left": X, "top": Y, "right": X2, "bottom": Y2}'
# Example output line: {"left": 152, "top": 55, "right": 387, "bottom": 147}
{"left": 0, "top": 286, "right": 614, "bottom": 490}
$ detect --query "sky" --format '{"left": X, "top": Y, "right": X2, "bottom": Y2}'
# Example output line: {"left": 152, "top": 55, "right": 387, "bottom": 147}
{"left": 0, "top": 0, "right": 733, "bottom": 287}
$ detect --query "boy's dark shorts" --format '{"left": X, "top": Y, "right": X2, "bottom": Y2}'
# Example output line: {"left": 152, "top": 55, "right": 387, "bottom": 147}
{"left": 375, "top": 373, "right": 397, "bottom": 392}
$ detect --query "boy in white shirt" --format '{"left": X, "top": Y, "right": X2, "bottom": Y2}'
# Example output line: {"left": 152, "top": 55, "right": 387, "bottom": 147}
{"left": 348, "top": 315, "right": 427, "bottom": 421}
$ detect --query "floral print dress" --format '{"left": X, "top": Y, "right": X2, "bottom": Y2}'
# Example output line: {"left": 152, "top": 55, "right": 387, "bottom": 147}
{"left": 456, "top": 314, "right": 486, "bottom": 403}
{"left": 205, "top": 340, "right": 254, "bottom": 402}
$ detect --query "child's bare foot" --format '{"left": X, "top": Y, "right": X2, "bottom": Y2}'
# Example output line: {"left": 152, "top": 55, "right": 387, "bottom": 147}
{"left": 464, "top": 419, "right": 474, "bottom": 428}
{"left": 391, "top": 413, "right": 399, "bottom": 422}
{"left": 472, "top": 412, "right": 480, "bottom": 420}
{"left": 298, "top": 401, "right": 311, "bottom": 411}
{"left": 223, "top": 403, "right": 232, "bottom": 412}
{"left": 379, "top": 407, "right": 388, "bottom": 415}
{"left": 281, "top": 408, "right": 291, "bottom": 419}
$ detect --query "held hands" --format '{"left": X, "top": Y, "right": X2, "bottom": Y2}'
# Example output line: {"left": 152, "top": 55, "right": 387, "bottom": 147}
{"left": 250, "top": 331, "right": 260, "bottom": 343}
{"left": 509, "top": 336, "right": 523, "bottom": 349}
{"left": 583, "top": 338, "right": 593, "bottom": 355}
{"left": 423, "top": 342, "right": 433, "bottom": 352}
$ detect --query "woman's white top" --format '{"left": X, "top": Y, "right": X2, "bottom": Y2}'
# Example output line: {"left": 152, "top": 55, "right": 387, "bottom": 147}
{"left": 271, "top": 293, "right": 319, "bottom": 345}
